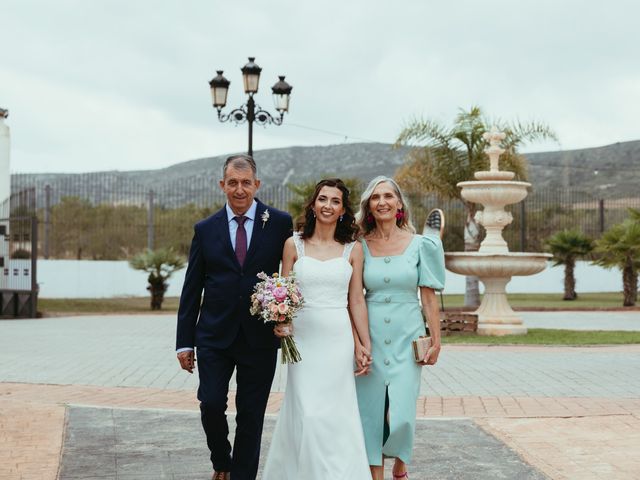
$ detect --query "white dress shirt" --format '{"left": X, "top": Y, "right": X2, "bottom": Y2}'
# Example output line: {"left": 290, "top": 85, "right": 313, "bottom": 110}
{"left": 226, "top": 200, "right": 257, "bottom": 250}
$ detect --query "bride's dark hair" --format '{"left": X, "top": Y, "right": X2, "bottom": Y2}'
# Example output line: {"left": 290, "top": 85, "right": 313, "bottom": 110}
{"left": 297, "top": 178, "right": 359, "bottom": 244}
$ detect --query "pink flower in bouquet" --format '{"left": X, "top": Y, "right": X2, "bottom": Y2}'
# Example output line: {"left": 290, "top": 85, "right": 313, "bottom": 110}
{"left": 277, "top": 303, "right": 289, "bottom": 314}
{"left": 269, "top": 303, "right": 279, "bottom": 315}
{"left": 279, "top": 315, "right": 286, "bottom": 322}
{"left": 290, "top": 293, "right": 300, "bottom": 304}
{"left": 273, "top": 286, "right": 288, "bottom": 302}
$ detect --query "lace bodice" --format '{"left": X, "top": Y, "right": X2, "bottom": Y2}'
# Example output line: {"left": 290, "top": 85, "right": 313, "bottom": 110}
{"left": 292, "top": 232, "right": 354, "bottom": 308}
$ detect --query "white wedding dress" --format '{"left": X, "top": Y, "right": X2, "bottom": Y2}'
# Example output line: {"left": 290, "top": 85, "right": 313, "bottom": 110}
{"left": 262, "top": 233, "right": 371, "bottom": 479}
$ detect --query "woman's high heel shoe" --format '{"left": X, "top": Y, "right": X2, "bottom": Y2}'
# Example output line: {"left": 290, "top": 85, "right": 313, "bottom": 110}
{"left": 392, "top": 472, "right": 408, "bottom": 479}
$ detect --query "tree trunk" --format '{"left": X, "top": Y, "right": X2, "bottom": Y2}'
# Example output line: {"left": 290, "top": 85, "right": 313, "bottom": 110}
{"left": 148, "top": 275, "right": 167, "bottom": 310}
{"left": 463, "top": 202, "right": 481, "bottom": 308}
{"left": 563, "top": 259, "right": 577, "bottom": 300}
{"left": 622, "top": 257, "right": 637, "bottom": 307}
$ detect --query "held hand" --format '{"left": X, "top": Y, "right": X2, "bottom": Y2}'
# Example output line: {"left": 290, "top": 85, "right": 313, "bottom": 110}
{"left": 354, "top": 342, "right": 373, "bottom": 376}
{"left": 354, "top": 355, "right": 371, "bottom": 376}
{"left": 177, "top": 350, "right": 196, "bottom": 373}
{"left": 274, "top": 323, "right": 293, "bottom": 338}
{"left": 420, "top": 343, "right": 441, "bottom": 366}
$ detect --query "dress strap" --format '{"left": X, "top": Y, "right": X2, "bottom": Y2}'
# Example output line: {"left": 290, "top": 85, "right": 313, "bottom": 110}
{"left": 360, "top": 238, "right": 371, "bottom": 256}
{"left": 292, "top": 232, "right": 305, "bottom": 258}
{"left": 343, "top": 241, "right": 356, "bottom": 261}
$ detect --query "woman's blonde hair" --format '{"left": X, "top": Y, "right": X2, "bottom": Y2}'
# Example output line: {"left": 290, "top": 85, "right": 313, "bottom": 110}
{"left": 355, "top": 176, "right": 416, "bottom": 235}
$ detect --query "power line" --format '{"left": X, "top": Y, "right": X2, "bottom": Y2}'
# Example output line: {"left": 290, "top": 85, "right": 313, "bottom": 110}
{"left": 284, "top": 122, "right": 383, "bottom": 144}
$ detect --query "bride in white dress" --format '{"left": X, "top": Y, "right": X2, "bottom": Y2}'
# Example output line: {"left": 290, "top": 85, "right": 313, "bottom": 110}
{"left": 262, "top": 179, "right": 373, "bottom": 480}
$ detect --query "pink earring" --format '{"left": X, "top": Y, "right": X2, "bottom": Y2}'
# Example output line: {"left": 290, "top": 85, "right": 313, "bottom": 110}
{"left": 395, "top": 209, "right": 405, "bottom": 220}
{"left": 366, "top": 213, "right": 374, "bottom": 224}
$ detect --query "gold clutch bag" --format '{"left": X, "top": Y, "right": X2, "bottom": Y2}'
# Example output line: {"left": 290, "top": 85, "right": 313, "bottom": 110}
{"left": 412, "top": 335, "right": 432, "bottom": 363}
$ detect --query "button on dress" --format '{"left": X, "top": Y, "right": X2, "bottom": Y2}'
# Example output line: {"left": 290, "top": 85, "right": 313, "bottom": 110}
{"left": 355, "top": 234, "right": 445, "bottom": 466}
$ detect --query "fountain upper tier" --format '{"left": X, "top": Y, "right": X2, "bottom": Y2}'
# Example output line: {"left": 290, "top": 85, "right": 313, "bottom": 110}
{"left": 459, "top": 179, "right": 530, "bottom": 254}
{"left": 458, "top": 179, "right": 530, "bottom": 207}
{"left": 457, "top": 129, "right": 533, "bottom": 254}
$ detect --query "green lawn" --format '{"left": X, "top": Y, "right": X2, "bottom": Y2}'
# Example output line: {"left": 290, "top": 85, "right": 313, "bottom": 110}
{"left": 39, "top": 292, "right": 633, "bottom": 316}
{"left": 39, "top": 296, "right": 180, "bottom": 314}
{"left": 443, "top": 328, "right": 640, "bottom": 345}
{"left": 441, "top": 292, "right": 630, "bottom": 310}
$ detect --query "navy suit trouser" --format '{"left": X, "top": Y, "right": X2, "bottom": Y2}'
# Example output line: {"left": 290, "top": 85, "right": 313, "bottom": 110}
{"left": 196, "top": 331, "right": 277, "bottom": 480}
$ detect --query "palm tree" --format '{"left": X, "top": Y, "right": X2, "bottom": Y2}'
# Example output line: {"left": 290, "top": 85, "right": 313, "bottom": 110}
{"left": 546, "top": 229, "right": 594, "bottom": 300}
{"left": 394, "top": 106, "right": 557, "bottom": 307}
{"left": 593, "top": 212, "right": 640, "bottom": 307}
{"left": 129, "top": 248, "right": 186, "bottom": 310}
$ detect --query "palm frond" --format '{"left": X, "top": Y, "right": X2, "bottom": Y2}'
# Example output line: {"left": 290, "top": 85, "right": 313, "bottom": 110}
{"left": 394, "top": 118, "right": 451, "bottom": 149}
{"left": 501, "top": 119, "right": 559, "bottom": 149}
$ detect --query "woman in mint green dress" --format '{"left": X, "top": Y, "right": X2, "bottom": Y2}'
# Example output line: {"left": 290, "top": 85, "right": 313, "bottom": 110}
{"left": 354, "top": 176, "right": 445, "bottom": 480}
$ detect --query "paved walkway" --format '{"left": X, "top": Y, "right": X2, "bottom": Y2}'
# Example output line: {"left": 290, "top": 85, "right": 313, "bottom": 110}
{"left": 2, "top": 315, "right": 639, "bottom": 397}
{"left": 520, "top": 311, "right": 640, "bottom": 331}
{"left": 1, "top": 313, "right": 640, "bottom": 479}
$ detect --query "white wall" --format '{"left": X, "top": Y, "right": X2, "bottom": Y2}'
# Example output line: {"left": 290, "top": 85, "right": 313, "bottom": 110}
{"left": 36, "top": 260, "right": 622, "bottom": 298}
{"left": 0, "top": 114, "right": 10, "bottom": 206}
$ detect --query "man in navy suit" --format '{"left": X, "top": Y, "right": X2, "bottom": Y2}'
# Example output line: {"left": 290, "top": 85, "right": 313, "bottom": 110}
{"left": 176, "top": 154, "right": 292, "bottom": 480}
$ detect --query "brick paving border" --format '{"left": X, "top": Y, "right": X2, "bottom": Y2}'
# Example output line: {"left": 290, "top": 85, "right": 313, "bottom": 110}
{"left": 477, "top": 416, "right": 640, "bottom": 480}
{"left": 0, "top": 400, "right": 65, "bottom": 480}
{"left": 3, "top": 382, "right": 640, "bottom": 418}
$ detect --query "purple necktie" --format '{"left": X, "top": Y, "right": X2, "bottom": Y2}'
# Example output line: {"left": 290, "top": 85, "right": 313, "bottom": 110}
{"left": 234, "top": 215, "right": 248, "bottom": 266}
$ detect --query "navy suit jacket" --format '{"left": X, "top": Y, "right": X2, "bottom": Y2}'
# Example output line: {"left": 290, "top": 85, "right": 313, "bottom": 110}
{"left": 176, "top": 199, "right": 292, "bottom": 350}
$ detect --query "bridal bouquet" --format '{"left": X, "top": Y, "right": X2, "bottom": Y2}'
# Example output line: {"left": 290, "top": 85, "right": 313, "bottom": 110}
{"left": 250, "top": 272, "right": 304, "bottom": 364}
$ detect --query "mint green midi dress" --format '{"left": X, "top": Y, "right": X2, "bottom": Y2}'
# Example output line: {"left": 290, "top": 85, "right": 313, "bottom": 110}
{"left": 355, "top": 234, "right": 445, "bottom": 466}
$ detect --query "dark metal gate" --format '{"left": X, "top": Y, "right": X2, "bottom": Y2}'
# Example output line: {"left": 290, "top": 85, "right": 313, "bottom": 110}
{"left": 0, "top": 216, "right": 38, "bottom": 317}
{"left": 0, "top": 188, "right": 38, "bottom": 318}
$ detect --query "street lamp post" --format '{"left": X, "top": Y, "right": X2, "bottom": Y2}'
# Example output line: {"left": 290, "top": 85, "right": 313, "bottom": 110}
{"left": 209, "top": 57, "right": 293, "bottom": 157}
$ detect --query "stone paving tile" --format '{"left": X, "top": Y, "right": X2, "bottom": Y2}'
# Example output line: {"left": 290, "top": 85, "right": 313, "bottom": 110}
{"left": 58, "top": 406, "right": 547, "bottom": 480}
{"left": 2, "top": 316, "right": 640, "bottom": 398}
{"left": 477, "top": 415, "right": 640, "bottom": 480}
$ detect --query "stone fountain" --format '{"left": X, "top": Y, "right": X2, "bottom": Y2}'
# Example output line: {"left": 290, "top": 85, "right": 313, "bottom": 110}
{"left": 445, "top": 128, "right": 552, "bottom": 335}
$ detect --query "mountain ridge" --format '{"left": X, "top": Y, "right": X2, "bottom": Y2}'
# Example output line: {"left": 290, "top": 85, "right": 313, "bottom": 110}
{"left": 12, "top": 140, "right": 640, "bottom": 199}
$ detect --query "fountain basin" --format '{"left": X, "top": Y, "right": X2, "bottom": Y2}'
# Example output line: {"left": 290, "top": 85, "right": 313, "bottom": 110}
{"left": 445, "top": 252, "right": 551, "bottom": 277}
{"left": 445, "top": 252, "right": 552, "bottom": 336}
{"left": 458, "top": 180, "right": 530, "bottom": 206}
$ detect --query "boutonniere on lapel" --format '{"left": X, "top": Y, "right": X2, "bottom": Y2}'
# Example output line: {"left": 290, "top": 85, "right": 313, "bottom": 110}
{"left": 261, "top": 209, "right": 270, "bottom": 229}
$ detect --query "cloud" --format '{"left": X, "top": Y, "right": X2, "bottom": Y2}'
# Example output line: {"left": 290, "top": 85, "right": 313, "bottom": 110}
{"left": 1, "top": 0, "right": 639, "bottom": 171}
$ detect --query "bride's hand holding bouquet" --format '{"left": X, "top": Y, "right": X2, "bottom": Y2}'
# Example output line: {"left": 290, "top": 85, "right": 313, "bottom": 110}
{"left": 250, "top": 272, "right": 304, "bottom": 364}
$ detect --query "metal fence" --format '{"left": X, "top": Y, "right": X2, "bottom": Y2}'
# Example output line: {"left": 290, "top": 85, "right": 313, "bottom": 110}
{"left": 10, "top": 173, "right": 640, "bottom": 260}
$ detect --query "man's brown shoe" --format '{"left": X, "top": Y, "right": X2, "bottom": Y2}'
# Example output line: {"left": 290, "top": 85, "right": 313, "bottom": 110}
{"left": 212, "top": 471, "right": 230, "bottom": 480}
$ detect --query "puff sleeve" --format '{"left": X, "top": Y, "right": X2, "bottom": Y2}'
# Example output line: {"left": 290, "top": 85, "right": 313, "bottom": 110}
{"left": 418, "top": 234, "right": 446, "bottom": 291}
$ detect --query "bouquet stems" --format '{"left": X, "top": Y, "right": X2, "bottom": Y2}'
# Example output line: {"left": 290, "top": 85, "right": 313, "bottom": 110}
{"left": 280, "top": 335, "right": 301, "bottom": 364}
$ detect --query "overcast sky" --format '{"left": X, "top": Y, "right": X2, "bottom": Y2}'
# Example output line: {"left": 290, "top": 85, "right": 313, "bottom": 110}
{"left": 2, "top": 0, "right": 639, "bottom": 173}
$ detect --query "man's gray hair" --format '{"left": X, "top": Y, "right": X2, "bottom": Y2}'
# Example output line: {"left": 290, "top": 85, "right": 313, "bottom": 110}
{"left": 222, "top": 154, "right": 257, "bottom": 178}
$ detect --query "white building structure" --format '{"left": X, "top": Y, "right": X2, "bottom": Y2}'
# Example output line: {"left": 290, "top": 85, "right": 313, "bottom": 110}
{"left": 0, "top": 108, "right": 10, "bottom": 208}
